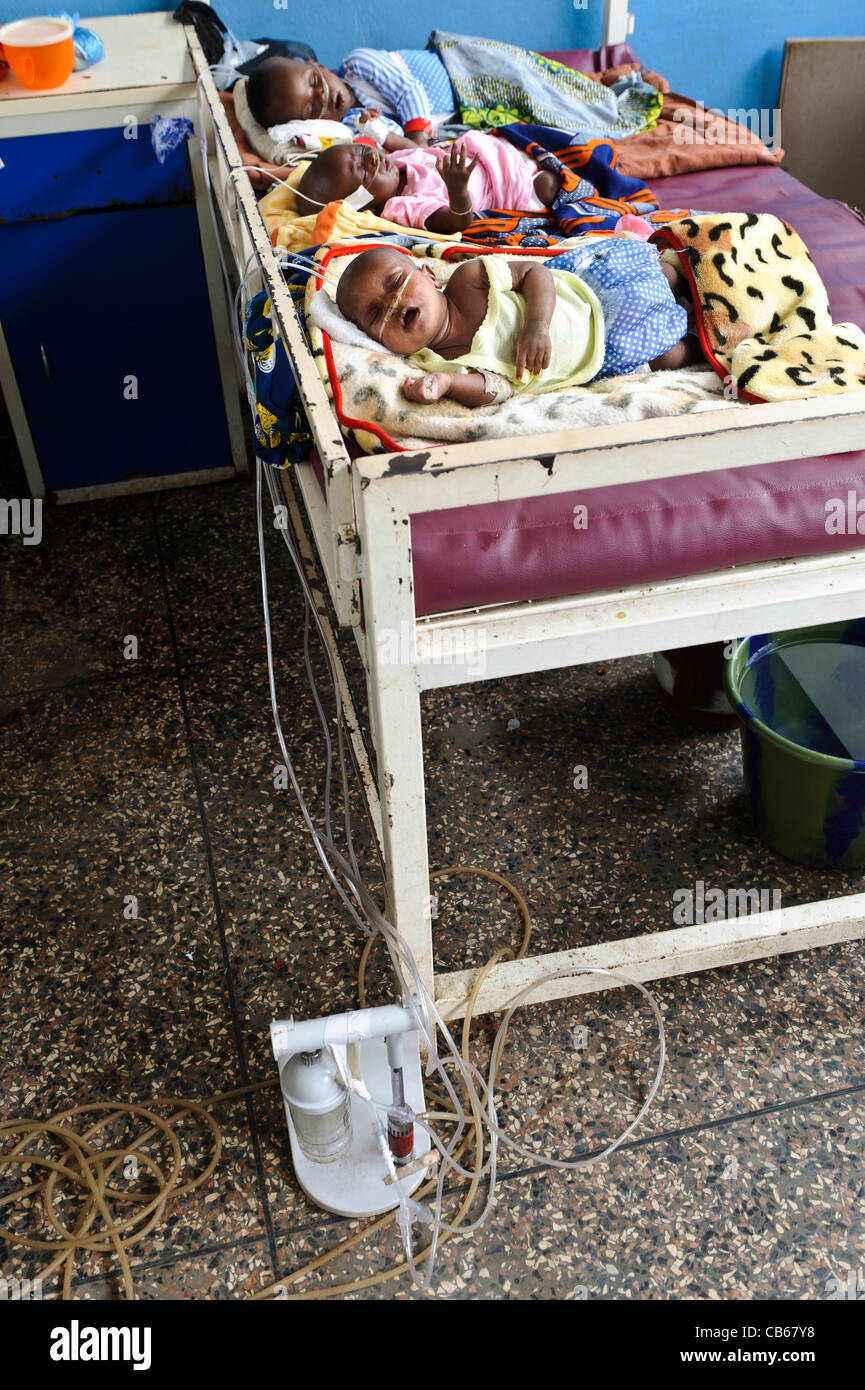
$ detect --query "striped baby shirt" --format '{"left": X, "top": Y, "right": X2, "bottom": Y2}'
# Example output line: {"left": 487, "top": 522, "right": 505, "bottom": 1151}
{"left": 337, "top": 47, "right": 455, "bottom": 135}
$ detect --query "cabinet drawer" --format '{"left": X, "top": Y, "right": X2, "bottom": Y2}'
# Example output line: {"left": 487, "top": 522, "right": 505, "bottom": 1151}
{"left": 0, "top": 204, "right": 231, "bottom": 489}
{"left": 0, "top": 126, "right": 193, "bottom": 222}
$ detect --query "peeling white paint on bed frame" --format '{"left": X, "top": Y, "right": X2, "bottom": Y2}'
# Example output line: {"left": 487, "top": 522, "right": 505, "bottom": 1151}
{"left": 189, "top": 33, "right": 865, "bottom": 1023}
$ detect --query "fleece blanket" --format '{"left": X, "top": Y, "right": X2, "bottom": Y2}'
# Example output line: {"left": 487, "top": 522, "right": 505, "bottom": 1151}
{"left": 428, "top": 30, "right": 662, "bottom": 139}
{"left": 614, "top": 91, "right": 783, "bottom": 181}
{"left": 303, "top": 243, "right": 737, "bottom": 453}
{"left": 466, "top": 127, "right": 687, "bottom": 246}
{"left": 651, "top": 213, "right": 865, "bottom": 401}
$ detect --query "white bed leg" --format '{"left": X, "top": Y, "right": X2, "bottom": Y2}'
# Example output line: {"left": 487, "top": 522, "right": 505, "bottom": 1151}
{"left": 357, "top": 483, "right": 435, "bottom": 1005}
{"left": 366, "top": 651, "right": 434, "bottom": 1004}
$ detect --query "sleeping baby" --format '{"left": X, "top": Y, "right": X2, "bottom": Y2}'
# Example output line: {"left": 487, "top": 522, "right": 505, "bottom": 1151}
{"left": 334, "top": 244, "right": 702, "bottom": 406}
{"left": 296, "top": 131, "right": 564, "bottom": 233}
{"left": 244, "top": 49, "right": 670, "bottom": 148}
{"left": 244, "top": 54, "right": 437, "bottom": 149}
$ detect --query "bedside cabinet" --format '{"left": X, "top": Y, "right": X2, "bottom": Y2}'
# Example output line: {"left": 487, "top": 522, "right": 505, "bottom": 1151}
{"left": 0, "top": 12, "right": 247, "bottom": 501}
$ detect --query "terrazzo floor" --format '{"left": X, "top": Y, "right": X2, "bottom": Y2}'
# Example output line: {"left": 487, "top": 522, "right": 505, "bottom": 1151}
{"left": 2, "top": 464, "right": 864, "bottom": 1303}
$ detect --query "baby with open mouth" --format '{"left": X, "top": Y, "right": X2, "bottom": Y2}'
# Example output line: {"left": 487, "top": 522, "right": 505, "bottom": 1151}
{"left": 334, "top": 244, "right": 700, "bottom": 408}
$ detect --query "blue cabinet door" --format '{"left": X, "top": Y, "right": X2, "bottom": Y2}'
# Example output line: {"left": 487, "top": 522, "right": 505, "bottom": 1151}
{"left": 0, "top": 205, "right": 232, "bottom": 489}
{"left": 0, "top": 125, "right": 194, "bottom": 223}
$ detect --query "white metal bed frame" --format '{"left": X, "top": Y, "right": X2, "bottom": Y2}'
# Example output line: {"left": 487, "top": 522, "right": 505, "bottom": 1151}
{"left": 187, "top": 24, "right": 865, "bottom": 1024}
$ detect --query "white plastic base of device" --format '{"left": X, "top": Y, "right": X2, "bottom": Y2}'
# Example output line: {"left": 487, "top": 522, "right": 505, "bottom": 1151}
{"left": 284, "top": 1033, "right": 431, "bottom": 1218}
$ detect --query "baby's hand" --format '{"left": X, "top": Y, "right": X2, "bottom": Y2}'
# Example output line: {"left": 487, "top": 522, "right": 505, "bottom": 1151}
{"left": 438, "top": 143, "right": 480, "bottom": 205}
{"left": 402, "top": 373, "right": 450, "bottom": 403}
{"left": 514, "top": 324, "right": 552, "bottom": 380}
{"left": 358, "top": 108, "right": 382, "bottom": 123}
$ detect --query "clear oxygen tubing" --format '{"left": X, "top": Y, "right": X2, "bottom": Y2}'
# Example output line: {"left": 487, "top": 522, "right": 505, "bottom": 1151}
{"left": 196, "top": 62, "right": 388, "bottom": 958}
{"left": 224, "top": 156, "right": 380, "bottom": 214}
{"left": 375, "top": 261, "right": 415, "bottom": 342}
{"left": 233, "top": 250, "right": 262, "bottom": 404}
{"left": 199, "top": 71, "right": 668, "bottom": 1286}
{"left": 195, "top": 70, "right": 305, "bottom": 413}
{"left": 259, "top": 454, "right": 510, "bottom": 1273}
{"left": 197, "top": 66, "right": 247, "bottom": 323}
{"left": 257, "top": 463, "right": 461, "bottom": 1290}
{"left": 306, "top": 62, "right": 336, "bottom": 123}
{"left": 258, "top": 409, "right": 666, "bottom": 1271}
{"left": 256, "top": 458, "right": 667, "bottom": 1289}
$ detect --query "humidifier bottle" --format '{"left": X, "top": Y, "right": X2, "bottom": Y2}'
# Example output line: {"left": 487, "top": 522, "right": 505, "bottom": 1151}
{"left": 280, "top": 1048, "right": 352, "bottom": 1163}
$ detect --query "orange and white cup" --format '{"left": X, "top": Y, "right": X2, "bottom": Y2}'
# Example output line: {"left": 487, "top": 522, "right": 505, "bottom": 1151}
{"left": 0, "top": 16, "right": 75, "bottom": 91}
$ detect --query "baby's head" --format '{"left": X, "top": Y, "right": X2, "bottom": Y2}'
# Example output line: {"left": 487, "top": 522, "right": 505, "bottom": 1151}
{"left": 245, "top": 56, "right": 354, "bottom": 127}
{"left": 336, "top": 247, "right": 443, "bottom": 354}
{"left": 295, "top": 143, "right": 401, "bottom": 218}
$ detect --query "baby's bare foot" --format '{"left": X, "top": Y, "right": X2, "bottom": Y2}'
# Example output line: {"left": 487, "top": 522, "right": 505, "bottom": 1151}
{"left": 533, "top": 169, "right": 562, "bottom": 207}
{"left": 402, "top": 373, "right": 449, "bottom": 403}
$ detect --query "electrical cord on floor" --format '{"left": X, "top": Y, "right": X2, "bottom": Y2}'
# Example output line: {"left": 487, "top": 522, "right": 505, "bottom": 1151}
{"left": 0, "top": 866, "right": 661, "bottom": 1301}
{"left": 0, "top": 1082, "right": 274, "bottom": 1300}
{"left": 0, "top": 869, "right": 525, "bottom": 1302}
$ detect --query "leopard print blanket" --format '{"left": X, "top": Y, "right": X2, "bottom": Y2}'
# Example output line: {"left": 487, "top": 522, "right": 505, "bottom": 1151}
{"left": 651, "top": 213, "right": 865, "bottom": 401}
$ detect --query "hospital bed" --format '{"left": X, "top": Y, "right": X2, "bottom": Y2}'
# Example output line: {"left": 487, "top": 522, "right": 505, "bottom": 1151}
{"left": 186, "top": 23, "right": 865, "bottom": 1025}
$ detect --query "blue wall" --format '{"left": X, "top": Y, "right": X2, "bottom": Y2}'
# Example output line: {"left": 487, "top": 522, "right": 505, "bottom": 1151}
{"left": 221, "top": 2, "right": 599, "bottom": 68}
{"left": 0, "top": 2, "right": 598, "bottom": 63}
{"left": 632, "top": 0, "right": 864, "bottom": 116}
{"left": 2, "top": 2, "right": 862, "bottom": 115}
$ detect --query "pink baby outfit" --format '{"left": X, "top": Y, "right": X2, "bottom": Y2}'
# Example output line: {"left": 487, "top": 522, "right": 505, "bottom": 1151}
{"left": 381, "top": 131, "right": 546, "bottom": 229}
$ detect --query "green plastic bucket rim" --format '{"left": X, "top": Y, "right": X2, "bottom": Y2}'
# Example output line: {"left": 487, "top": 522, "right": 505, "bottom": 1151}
{"left": 724, "top": 622, "right": 865, "bottom": 773}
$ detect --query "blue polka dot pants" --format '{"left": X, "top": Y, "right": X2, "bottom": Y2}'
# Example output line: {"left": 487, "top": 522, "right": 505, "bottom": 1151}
{"left": 553, "top": 239, "right": 687, "bottom": 378}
